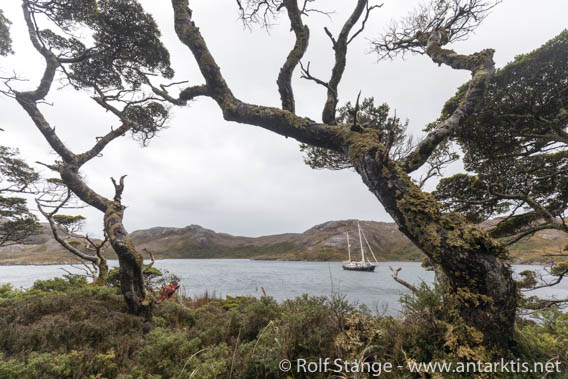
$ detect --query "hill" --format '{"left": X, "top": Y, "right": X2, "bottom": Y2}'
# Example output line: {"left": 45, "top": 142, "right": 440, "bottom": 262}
{"left": 127, "top": 220, "right": 422, "bottom": 261}
{"left": 1, "top": 219, "right": 566, "bottom": 265}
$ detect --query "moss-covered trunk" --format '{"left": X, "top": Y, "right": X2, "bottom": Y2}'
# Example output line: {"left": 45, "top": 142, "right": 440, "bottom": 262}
{"left": 354, "top": 147, "right": 517, "bottom": 353}
{"left": 93, "top": 255, "right": 109, "bottom": 286}
{"left": 103, "top": 201, "right": 149, "bottom": 316}
{"left": 59, "top": 168, "right": 149, "bottom": 315}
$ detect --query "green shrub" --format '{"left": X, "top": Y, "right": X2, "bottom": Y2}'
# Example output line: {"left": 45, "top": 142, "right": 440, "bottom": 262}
{"left": 1, "top": 274, "right": 566, "bottom": 378}
{"left": 134, "top": 327, "right": 201, "bottom": 377}
{"left": 0, "top": 278, "right": 143, "bottom": 357}
{"left": 517, "top": 309, "right": 568, "bottom": 370}
{"left": 153, "top": 300, "right": 196, "bottom": 329}
{"left": 30, "top": 274, "right": 88, "bottom": 293}
{"left": 279, "top": 295, "right": 339, "bottom": 359}
{"left": 0, "top": 350, "right": 120, "bottom": 379}
{"left": 238, "top": 296, "right": 279, "bottom": 341}
{"left": 0, "top": 283, "right": 15, "bottom": 299}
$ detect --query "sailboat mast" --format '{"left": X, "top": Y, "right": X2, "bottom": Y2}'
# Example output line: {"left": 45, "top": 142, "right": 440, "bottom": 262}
{"left": 358, "top": 222, "right": 364, "bottom": 262}
{"left": 346, "top": 232, "right": 351, "bottom": 261}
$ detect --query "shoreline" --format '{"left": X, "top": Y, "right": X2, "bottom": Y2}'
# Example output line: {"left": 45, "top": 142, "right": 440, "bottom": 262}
{"left": 0, "top": 258, "right": 555, "bottom": 266}
{"left": 0, "top": 261, "right": 83, "bottom": 266}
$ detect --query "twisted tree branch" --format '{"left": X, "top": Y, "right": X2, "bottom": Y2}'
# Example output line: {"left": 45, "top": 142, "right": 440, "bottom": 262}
{"left": 277, "top": 0, "right": 310, "bottom": 113}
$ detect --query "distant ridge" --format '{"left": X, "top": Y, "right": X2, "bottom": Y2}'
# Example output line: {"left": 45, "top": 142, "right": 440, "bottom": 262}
{"left": 126, "top": 220, "right": 423, "bottom": 261}
{"left": 1, "top": 219, "right": 566, "bottom": 265}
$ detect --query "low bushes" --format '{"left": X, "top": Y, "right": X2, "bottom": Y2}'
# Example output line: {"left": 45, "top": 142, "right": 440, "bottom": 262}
{"left": 0, "top": 276, "right": 566, "bottom": 378}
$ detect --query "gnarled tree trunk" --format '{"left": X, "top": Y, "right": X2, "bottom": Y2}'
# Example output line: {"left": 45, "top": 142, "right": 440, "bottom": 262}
{"left": 93, "top": 249, "right": 109, "bottom": 286}
{"left": 104, "top": 176, "right": 149, "bottom": 316}
{"left": 351, "top": 140, "right": 516, "bottom": 351}
{"left": 58, "top": 168, "right": 150, "bottom": 315}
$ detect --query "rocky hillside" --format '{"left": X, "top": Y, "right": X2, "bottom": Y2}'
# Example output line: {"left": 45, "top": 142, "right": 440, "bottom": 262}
{"left": 127, "top": 220, "right": 422, "bottom": 261}
{"left": 1, "top": 219, "right": 567, "bottom": 264}
{"left": 0, "top": 223, "right": 88, "bottom": 265}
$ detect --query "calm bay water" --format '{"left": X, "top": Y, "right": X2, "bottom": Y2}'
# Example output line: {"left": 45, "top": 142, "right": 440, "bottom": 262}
{"left": 1, "top": 260, "right": 567, "bottom": 315}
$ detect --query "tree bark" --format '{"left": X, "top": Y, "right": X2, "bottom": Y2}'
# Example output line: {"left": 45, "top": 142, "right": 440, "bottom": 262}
{"left": 351, "top": 139, "right": 517, "bottom": 351}
{"left": 277, "top": 0, "right": 309, "bottom": 114}
{"left": 104, "top": 176, "right": 150, "bottom": 316}
{"left": 93, "top": 257, "right": 109, "bottom": 286}
{"left": 59, "top": 168, "right": 150, "bottom": 316}
{"left": 104, "top": 201, "right": 148, "bottom": 315}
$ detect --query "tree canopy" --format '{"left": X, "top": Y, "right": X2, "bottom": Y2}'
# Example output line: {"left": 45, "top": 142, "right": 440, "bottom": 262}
{"left": 435, "top": 30, "right": 568, "bottom": 245}
{"left": 0, "top": 9, "right": 12, "bottom": 56}
{"left": 300, "top": 97, "right": 411, "bottom": 170}
{"left": 1, "top": 11, "right": 40, "bottom": 245}
{"left": 0, "top": 146, "right": 39, "bottom": 247}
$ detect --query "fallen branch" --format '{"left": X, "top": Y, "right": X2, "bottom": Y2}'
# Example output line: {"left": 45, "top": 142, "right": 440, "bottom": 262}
{"left": 389, "top": 266, "right": 418, "bottom": 292}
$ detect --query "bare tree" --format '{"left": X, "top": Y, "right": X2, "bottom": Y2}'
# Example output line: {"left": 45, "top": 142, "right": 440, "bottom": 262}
{"left": 35, "top": 180, "right": 109, "bottom": 284}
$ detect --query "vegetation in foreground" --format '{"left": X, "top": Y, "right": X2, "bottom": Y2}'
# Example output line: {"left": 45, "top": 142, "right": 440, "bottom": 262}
{"left": 0, "top": 276, "right": 566, "bottom": 378}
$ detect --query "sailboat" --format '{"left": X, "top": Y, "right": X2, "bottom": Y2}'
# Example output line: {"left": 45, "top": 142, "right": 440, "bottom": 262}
{"left": 342, "top": 222, "right": 376, "bottom": 272}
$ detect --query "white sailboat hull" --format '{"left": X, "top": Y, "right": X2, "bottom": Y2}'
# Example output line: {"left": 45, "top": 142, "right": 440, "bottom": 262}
{"left": 342, "top": 261, "right": 376, "bottom": 272}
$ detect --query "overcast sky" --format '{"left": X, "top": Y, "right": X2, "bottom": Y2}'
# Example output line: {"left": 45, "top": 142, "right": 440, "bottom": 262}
{"left": 1, "top": 0, "right": 567, "bottom": 238}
